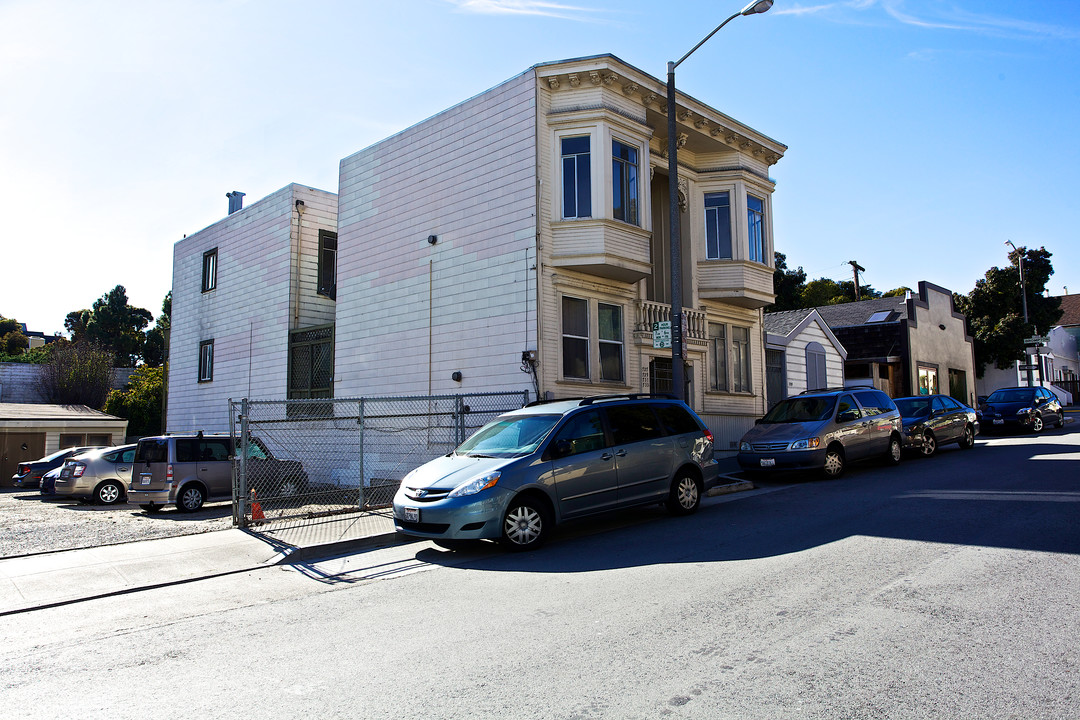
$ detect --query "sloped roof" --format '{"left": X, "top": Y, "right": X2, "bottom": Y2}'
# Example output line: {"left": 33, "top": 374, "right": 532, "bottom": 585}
{"left": 0, "top": 403, "right": 124, "bottom": 422}
{"left": 813, "top": 296, "right": 908, "bottom": 329}
{"left": 1055, "top": 295, "right": 1080, "bottom": 327}
{"left": 763, "top": 308, "right": 816, "bottom": 336}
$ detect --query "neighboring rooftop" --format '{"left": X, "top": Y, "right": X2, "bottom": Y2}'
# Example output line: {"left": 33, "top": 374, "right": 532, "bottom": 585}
{"left": 763, "top": 309, "right": 816, "bottom": 337}
{"left": 813, "top": 296, "right": 908, "bottom": 329}
{"left": 1055, "top": 295, "right": 1080, "bottom": 327}
{"left": 0, "top": 403, "right": 124, "bottom": 422}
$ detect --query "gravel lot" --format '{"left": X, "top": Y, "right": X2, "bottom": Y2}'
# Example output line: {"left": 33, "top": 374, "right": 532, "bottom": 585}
{"left": 0, "top": 488, "right": 234, "bottom": 558}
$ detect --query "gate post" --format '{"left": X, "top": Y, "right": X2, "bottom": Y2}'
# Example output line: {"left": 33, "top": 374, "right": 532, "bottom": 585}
{"left": 358, "top": 398, "right": 365, "bottom": 509}
{"left": 238, "top": 398, "right": 249, "bottom": 528}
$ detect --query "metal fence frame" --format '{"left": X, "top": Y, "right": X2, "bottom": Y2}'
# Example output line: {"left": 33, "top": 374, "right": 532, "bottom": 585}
{"left": 229, "top": 391, "right": 529, "bottom": 528}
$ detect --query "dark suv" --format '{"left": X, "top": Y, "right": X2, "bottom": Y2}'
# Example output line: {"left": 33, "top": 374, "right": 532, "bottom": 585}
{"left": 127, "top": 433, "right": 307, "bottom": 512}
{"left": 737, "top": 387, "right": 903, "bottom": 478}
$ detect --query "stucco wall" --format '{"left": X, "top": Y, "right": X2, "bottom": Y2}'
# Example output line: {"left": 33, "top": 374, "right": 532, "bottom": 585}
{"left": 905, "top": 282, "right": 977, "bottom": 404}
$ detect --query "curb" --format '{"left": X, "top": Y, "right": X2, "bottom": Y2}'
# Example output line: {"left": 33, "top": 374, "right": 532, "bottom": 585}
{"left": 707, "top": 477, "right": 755, "bottom": 497}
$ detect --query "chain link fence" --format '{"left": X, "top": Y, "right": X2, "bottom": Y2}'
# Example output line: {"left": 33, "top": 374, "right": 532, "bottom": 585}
{"left": 229, "top": 391, "right": 529, "bottom": 528}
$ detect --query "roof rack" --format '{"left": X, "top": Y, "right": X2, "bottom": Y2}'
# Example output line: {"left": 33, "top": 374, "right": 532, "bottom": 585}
{"left": 579, "top": 393, "right": 676, "bottom": 406}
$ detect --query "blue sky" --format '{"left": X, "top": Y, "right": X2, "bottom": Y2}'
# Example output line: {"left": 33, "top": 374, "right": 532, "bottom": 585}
{"left": 2, "top": 0, "right": 1078, "bottom": 335}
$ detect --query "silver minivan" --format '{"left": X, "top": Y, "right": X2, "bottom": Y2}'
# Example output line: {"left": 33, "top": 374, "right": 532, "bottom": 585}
{"left": 737, "top": 387, "right": 903, "bottom": 478}
{"left": 392, "top": 395, "right": 720, "bottom": 551}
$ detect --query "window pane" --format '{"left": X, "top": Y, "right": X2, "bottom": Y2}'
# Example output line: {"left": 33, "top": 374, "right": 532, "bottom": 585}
{"left": 562, "top": 137, "right": 591, "bottom": 219}
{"left": 598, "top": 303, "right": 623, "bottom": 382}
{"left": 606, "top": 405, "right": 663, "bottom": 445}
{"left": 552, "top": 410, "right": 607, "bottom": 456}
{"left": 709, "top": 323, "right": 727, "bottom": 391}
{"left": 612, "top": 140, "right": 638, "bottom": 225}
{"left": 599, "top": 343, "right": 623, "bottom": 382}
{"left": 563, "top": 338, "right": 588, "bottom": 378}
{"left": 598, "top": 303, "right": 621, "bottom": 341}
{"left": 562, "top": 297, "right": 588, "bottom": 337}
{"left": 562, "top": 296, "right": 589, "bottom": 379}
{"left": 705, "top": 193, "right": 732, "bottom": 260}
{"left": 732, "top": 326, "right": 750, "bottom": 392}
{"left": 747, "top": 195, "right": 765, "bottom": 263}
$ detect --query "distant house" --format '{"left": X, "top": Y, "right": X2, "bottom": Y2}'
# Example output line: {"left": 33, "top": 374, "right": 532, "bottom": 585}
{"left": 813, "top": 282, "right": 977, "bottom": 405}
{"left": 0, "top": 403, "right": 128, "bottom": 486}
{"left": 762, "top": 308, "right": 846, "bottom": 408}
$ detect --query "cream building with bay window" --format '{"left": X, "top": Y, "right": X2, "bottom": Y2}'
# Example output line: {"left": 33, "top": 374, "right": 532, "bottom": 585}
{"left": 333, "top": 54, "right": 786, "bottom": 452}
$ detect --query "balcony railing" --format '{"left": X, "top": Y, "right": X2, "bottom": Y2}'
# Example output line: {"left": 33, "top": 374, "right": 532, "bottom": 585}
{"left": 637, "top": 300, "right": 707, "bottom": 340}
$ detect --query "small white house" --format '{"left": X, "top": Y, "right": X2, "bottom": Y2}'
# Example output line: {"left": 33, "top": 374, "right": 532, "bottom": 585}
{"left": 763, "top": 309, "right": 846, "bottom": 409}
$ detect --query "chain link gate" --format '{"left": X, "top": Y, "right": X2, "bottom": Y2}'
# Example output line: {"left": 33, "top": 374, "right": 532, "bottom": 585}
{"left": 229, "top": 391, "right": 530, "bottom": 528}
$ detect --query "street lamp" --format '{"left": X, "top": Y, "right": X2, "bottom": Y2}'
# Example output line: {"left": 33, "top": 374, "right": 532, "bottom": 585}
{"left": 1005, "top": 240, "right": 1032, "bottom": 387}
{"left": 667, "top": 0, "right": 773, "bottom": 403}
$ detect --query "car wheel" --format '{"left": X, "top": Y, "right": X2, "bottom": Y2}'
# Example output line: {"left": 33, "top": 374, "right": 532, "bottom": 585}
{"left": 140, "top": 503, "right": 162, "bottom": 513}
{"left": 884, "top": 435, "right": 902, "bottom": 466}
{"left": 177, "top": 485, "right": 205, "bottom": 512}
{"left": 919, "top": 432, "right": 937, "bottom": 458}
{"left": 665, "top": 471, "right": 702, "bottom": 516}
{"left": 822, "top": 445, "right": 845, "bottom": 479}
{"left": 95, "top": 481, "right": 124, "bottom": 505}
{"left": 958, "top": 425, "right": 975, "bottom": 450}
{"left": 499, "top": 495, "right": 550, "bottom": 551}
{"left": 1031, "top": 415, "right": 1044, "bottom": 433}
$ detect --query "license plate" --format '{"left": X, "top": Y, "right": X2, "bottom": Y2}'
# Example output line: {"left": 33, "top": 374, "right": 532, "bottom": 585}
{"left": 993, "top": 419, "right": 1004, "bottom": 425}
{"left": 403, "top": 507, "right": 420, "bottom": 523}
{"left": 140, "top": 473, "right": 152, "bottom": 485}
{"left": 760, "top": 458, "right": 776, "bottom": 467}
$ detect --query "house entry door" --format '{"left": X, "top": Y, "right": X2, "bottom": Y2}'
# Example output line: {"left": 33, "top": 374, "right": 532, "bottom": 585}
{"left": 649, "top": 358, "right": 693, "bottom": 407}
{"left": 765, "top": 350, "right": 784, "bottom": 409}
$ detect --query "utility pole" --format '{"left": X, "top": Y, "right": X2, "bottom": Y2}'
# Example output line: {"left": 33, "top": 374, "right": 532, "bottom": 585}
{"left": 848, "top": 260, "right": 865, "bottom": 300}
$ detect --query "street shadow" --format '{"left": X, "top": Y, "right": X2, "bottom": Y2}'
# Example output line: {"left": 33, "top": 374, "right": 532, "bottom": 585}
{"left": 415, "top": 430, "right": 1080, "bottom": 574}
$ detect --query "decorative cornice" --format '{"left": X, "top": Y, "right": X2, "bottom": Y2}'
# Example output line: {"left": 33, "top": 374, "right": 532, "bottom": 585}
{"left": 547, "top": 103, "right": 648, "bottom": 128}
{"left": 568, "top": 73, "right": 580, "bottom": 87}
{"left": 547, "top": 77, "right": 560, "bottom": 90}
{"left": 622, "top": 81, "right": 638, "bottom": 96}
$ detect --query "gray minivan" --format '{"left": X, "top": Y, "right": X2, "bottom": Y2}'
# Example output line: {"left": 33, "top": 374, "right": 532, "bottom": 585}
{"left": 127, "top": 434, "right": 307, "bottom": 513}
{"left": 392, "top": 395, "right": 719, "bottom": 551}
{"left": 737, "top": 387, "right": 903, "bottom": 478}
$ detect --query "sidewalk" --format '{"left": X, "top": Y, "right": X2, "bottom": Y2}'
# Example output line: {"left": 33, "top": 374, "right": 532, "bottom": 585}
{"left": 0, "top": 458, "right": 748, "bottom": 616}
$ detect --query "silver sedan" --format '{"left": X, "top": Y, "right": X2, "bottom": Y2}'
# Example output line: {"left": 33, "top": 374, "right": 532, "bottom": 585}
{"left": 54, "top": 445, "right": 137, "bottom": 505}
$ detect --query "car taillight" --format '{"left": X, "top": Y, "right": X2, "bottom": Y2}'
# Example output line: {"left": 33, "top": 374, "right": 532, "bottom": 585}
{"left": 167, "top": 463, "right": 173, "bottom": 481}
{"left": 703, "top": 429, "right": 715, "bottom": 444}
{"left": 72, "top": 463, "right": 86, "bottom": 478}
{"left": 17, "top": 464, "right": 29, "bottom": 476}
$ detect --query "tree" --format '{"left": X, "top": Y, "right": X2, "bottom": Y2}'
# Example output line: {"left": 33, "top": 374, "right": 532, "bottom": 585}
{"left": 143, "top": 292, "right": 171, "bottom": 367}
{"left": 1, "top": 316, "right": 29, "bottom": 355}
{"left": 37, "top": 340, "right": 115, "bottom": 408}
{"left": 65, "top": 286, "right": 153, "bottom": 367}
{"left": 955, "top": 246, "right": 1062, "bottom": 376}
{"left": 770, "top": 252, "right": 807, "bottom": 312}
{"left": 105, "top": 365, "right": 164, "bottom": 437}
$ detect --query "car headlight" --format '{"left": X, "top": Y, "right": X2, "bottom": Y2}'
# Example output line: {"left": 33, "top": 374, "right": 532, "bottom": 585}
{"left": 1017, "top": 407, "right": 1032, "bottom": 416}
{"left": 790, "top": 438, "right": 820, "bottom": 451}
{"left": 447, "top": 471, "right": 500, "bottom": 498}
{"left": 740, "top": 441, "right": 752, "bottom": 451}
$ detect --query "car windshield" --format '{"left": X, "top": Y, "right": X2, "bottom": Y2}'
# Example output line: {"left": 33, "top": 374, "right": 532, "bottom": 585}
{"left": 987, "top": 389, "right": 1034, "bottom": 404}
{"left": 894, "top": 398, "right": 931, "bottom": 419}
{"left": 455, "top": 414, "right": 562, "bottom": 458}
{"left": 761, "top": 396, "right": 837, "bottom": 423}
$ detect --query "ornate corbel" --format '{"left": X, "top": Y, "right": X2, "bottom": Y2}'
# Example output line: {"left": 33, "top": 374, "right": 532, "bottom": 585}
{"left": 679, "top": 109, "right": 693, "bottom": 122}
{"left": 709, "top": 127, "right": 723, "bottom": 137}
{"left": 547, "top": 76, "right": 560, "bottom": 90}
{"left": 676, "top": 133, "right": 688, "bottom": 150}
{"left": 740, "top": 139, "right": 753, "bottom": 150}
{"left": 568, "top": 73, "right": 580, "bottom": 87}
{"left": 589, "top": 71, "right": 602, "bottom": 86}
{"left": 694, "top": 117, "right": 709, "bottom": 130}
{"left": 622, "top": 81, "right": 638, "bottom": 96}
{"left": 602, "top": 72, "right": 618, "bottom": 86}
{"left": 641, "top": 92, "right": 658, "bottom": 107}
{"left": 725, "top": 133, "right": 739, "bottom": 145}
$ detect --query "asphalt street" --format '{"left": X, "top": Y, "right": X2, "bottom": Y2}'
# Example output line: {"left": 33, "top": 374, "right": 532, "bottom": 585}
{"left": 2, "top": 426, "right": 1078, "bottom": 719}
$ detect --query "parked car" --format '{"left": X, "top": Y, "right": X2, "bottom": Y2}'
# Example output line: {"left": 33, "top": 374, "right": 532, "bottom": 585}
{"left": 51, "top": 444, "right": 137, "bottom": 505}
{"left": 38, "top": 466, "right": 65, "bottom": 495}
{"left": 894, "top": 395, "right": 979, "bottom": 457}
{"left": 127, "top": 433, "right": 308, "bottom": 513}
{"left": 979, "top": 386, "right": 1064, "bottom": 434}
{"left": 11, "top": 446, "right": 105, "bottom": 489}
{"left": 737, "top": 387, "right": 903, "bottom": 479}
{"left": 393, "top": 394, "right": 719, "bottom": 551}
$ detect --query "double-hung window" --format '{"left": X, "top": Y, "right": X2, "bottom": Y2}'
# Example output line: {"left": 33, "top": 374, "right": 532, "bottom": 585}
{"left": 598, "top": 303, "right": 624, "bottom": 383}
{"left": 201, "top": 248, "right": 217, "bottom": 293}
{"left": 709, "top": 323, "right": 752, "bottom": 393}
{"left": 747, "top": 195, "right": 765, "bottom": 263}
{"left": 704, "top": 192, "right": 732, "bottom": 260}
{"left": 612, "top": 139, "right": 638, "bottom": 225}
{"left": 561, "top": 137, "right": 591, "bottom": 219}
{"left": 317, "top": 230, "right": 337, "bottom": 299}
{"left": 198, "top": 340, "right": 214, "bottom": 383}
{"left": 562, "top": 297, "right": 589, "bottom": 379}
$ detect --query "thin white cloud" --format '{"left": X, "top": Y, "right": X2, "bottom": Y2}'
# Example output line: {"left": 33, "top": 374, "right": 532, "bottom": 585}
{"left": 446, "top": 0, "right": 602, "bottom": 20}
{"left": 774, "top": 0, "right": 1080, "bottom": 40}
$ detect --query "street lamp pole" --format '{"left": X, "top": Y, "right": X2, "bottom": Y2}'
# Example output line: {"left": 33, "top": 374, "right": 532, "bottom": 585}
{"left": 1005, "top": 240, "right": 1032, "bottom": 387}
{"left": 666, "top": 0, "right": 773, "bottom": 403}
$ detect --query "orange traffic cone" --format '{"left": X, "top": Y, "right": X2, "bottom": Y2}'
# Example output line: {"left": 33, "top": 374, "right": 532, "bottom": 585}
{"left": 250, "top": 489, "right": 265, "bottom": 522}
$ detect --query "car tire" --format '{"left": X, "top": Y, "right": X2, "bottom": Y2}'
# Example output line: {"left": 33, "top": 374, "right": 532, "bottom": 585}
{"left": 1031, "top": 415, "right": 1044, "bottom": 433}
{"left": 95, "top": 480, "right": 124, "bottom": 505}
{"left": 177, "top": 484, "right": 205, "bottom": 513}
{"left": 919, "top": 431, "right": 937, "bottom": 458}
{"left": 822, "top": 445, "right": 845, "bottom": 479}
{"left": 958, "top": 425, "right": 975, "bottom": 450}
{"left": 499, "top": 495, "right": 550, "bottom": 551}
{"left": 665, "top": 471, "right": 702, "bottom": 516}
{"left": 884, "top": 435, "right": 903, "bottom": 466}
{"left": 140, "top": 503, "right": 163, "bottom": 513}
